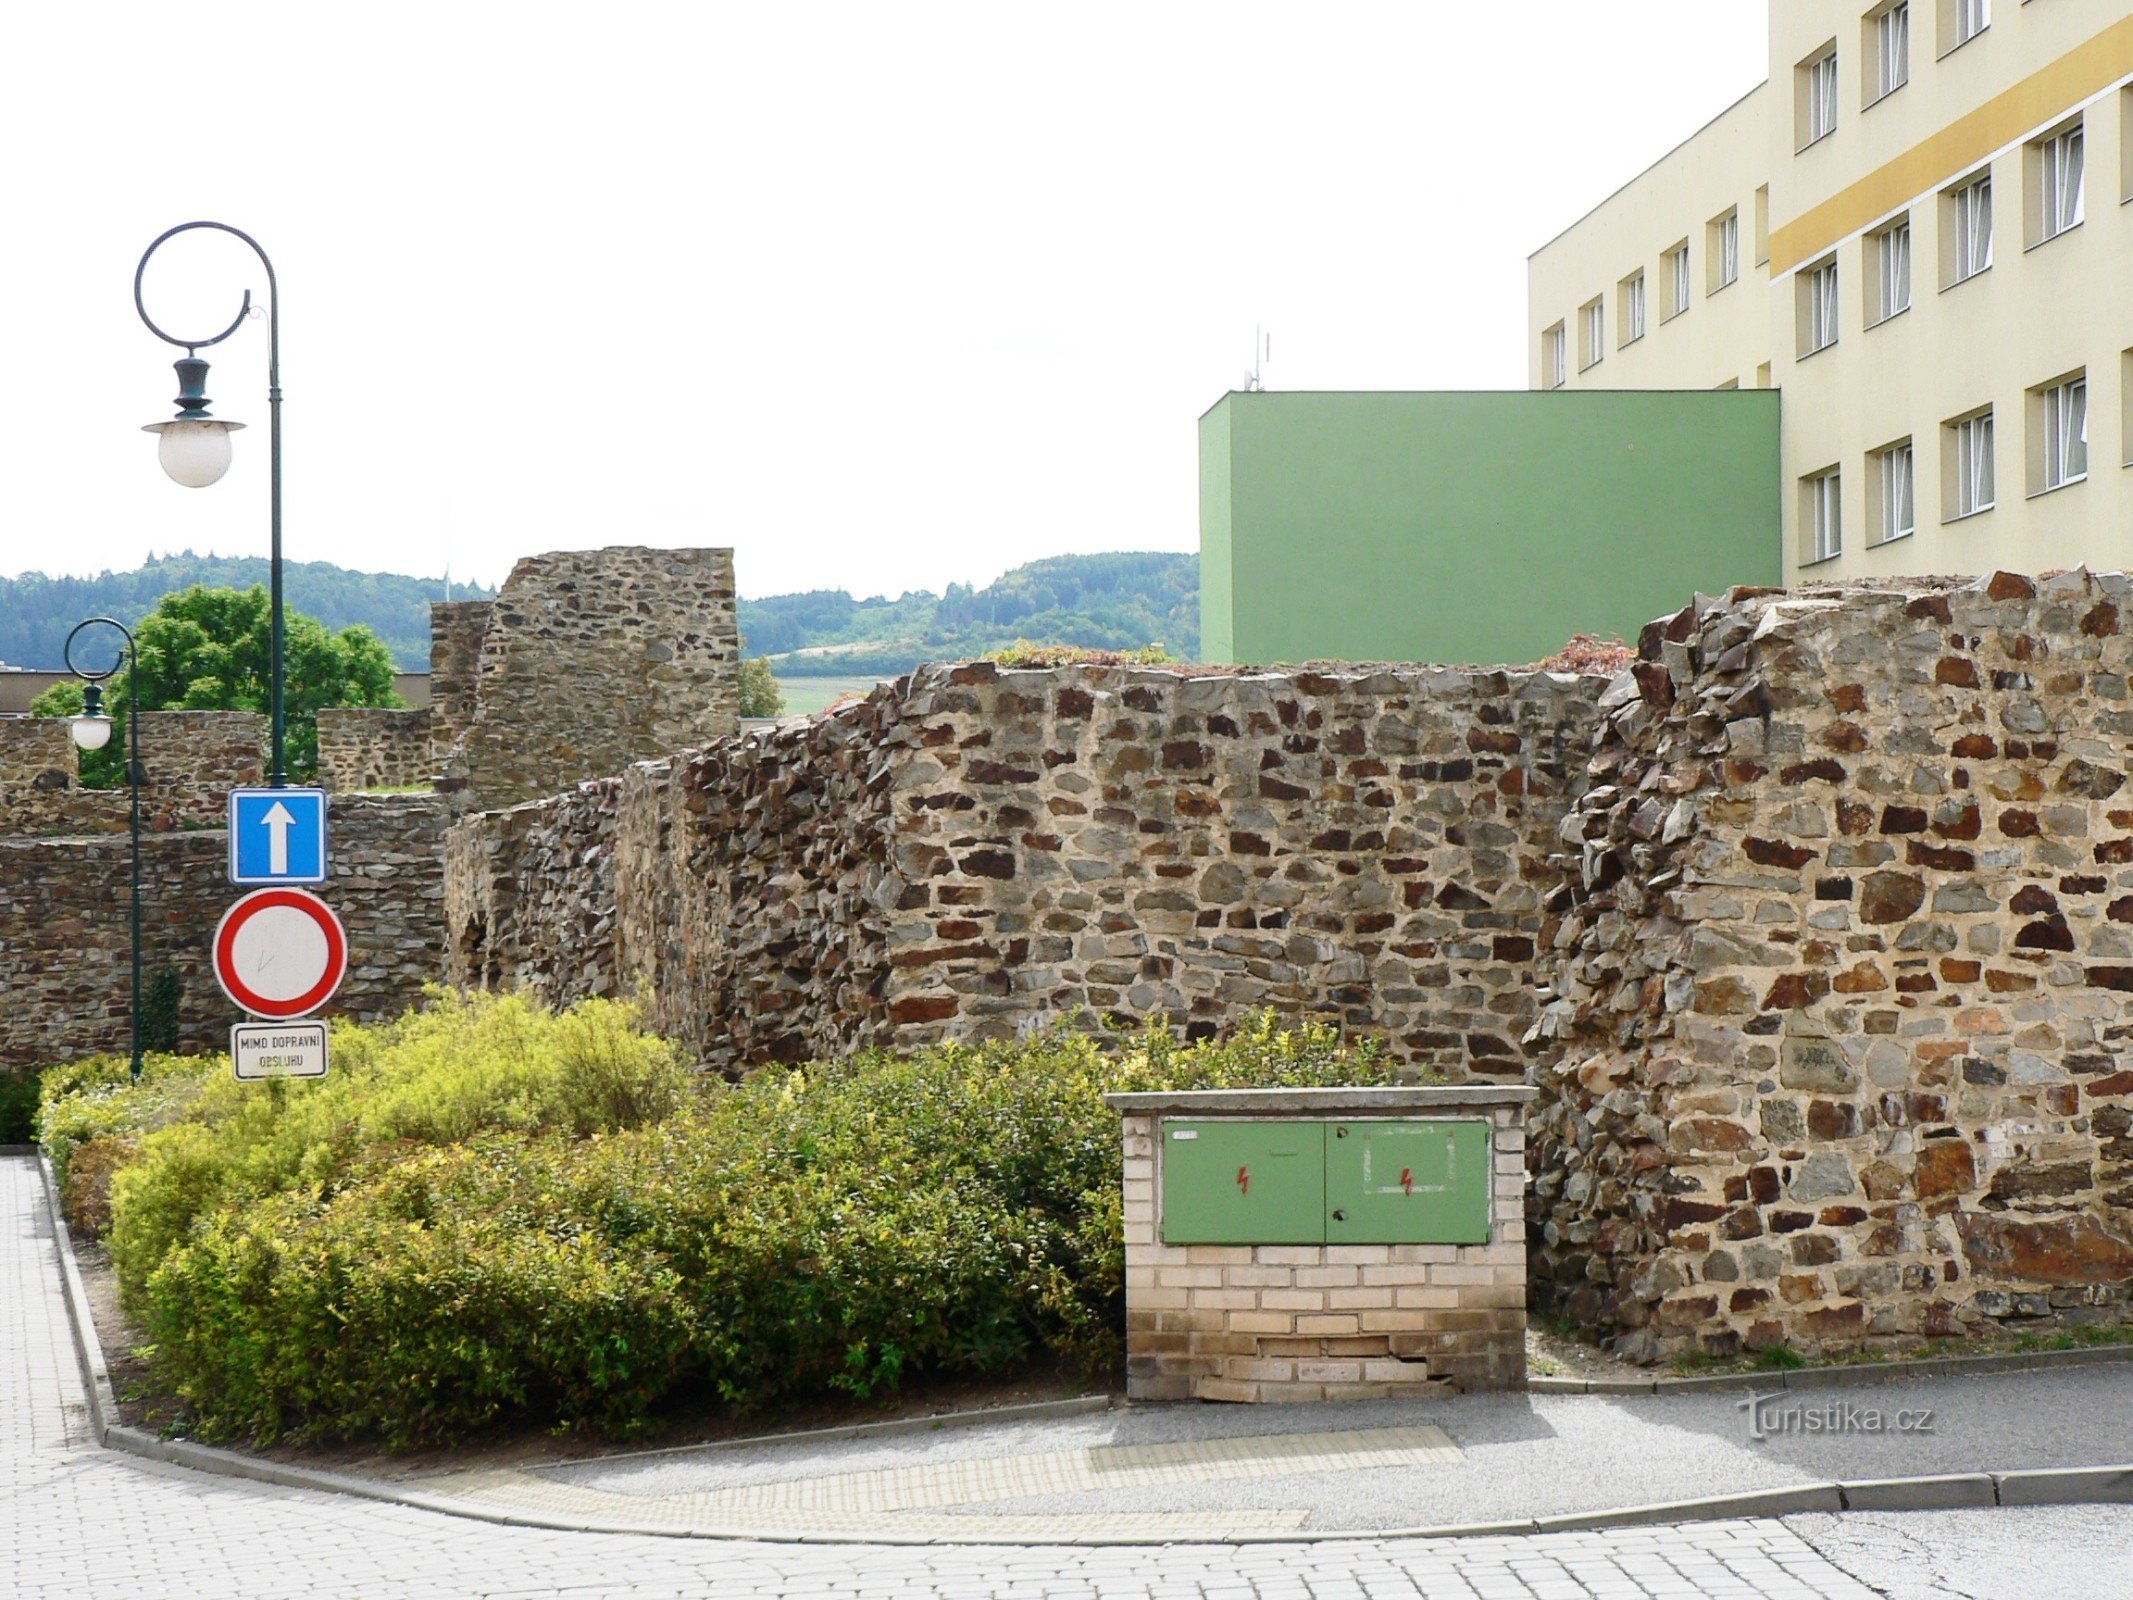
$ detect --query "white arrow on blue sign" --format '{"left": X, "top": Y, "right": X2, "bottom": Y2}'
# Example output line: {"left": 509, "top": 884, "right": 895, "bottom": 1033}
{"left": 228, "top": 787, "right": 329, "bottom": 885}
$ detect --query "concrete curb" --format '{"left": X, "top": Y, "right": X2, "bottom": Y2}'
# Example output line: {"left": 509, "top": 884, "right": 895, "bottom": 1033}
{"left": 1527, "top": 1341, "right": 2133, "bottom": 1397}
{"left": 25, "top": 1152, "right": 2133, "bottom": 1548}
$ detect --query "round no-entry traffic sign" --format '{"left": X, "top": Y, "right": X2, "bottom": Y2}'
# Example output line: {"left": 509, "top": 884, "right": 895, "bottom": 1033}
{"left": 213, "top": 888, "right": 348, "bottom": 1020}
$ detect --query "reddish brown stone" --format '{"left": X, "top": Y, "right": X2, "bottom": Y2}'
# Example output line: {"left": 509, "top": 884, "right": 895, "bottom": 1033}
{"left": 1859, "top": 871, "right": 1926, "bottom": 924}
{"left": 1833, "top": 960, "right": 1889, "bottom": 993}
{"left": 1880, "top": 805, "right": 1928, "bottom": 834}
{"left": 1745, "top": 836, "right": 1818, "bottom": 869}
{"left": 1936, "top": 657, "right": 1981, "bottom": 688}
{"left": 1915, "top": 1140, "right": 1976, "bottom": 1198}
{"left": 1986, "top": 572, "right": 2037, "bottom": 601}
{"left": 888, "top": 994, "right": 960, "bottom": 1025}
{"left": 1956, "top": 1212, "right": 2133, "bottom": 1284}
{"left": 1906, "top": 842, "right": 1976, "bottom": 871}
{"left": 2082, "top": 601, "right": 2121, "bottom": 637}
{"left": 1952, "top": 734, "right": 1998, "bottom": 759}
{"left": 1763, "top": 971, "right": 1831, "bottom": 1010}
{"left": 2015, "top": 916, "right": 2074, "bottom": 952}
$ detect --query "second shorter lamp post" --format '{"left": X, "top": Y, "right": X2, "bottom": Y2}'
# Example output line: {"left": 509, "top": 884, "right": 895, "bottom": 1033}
{"left": 64, "top": 618, "right": 144, "bottom": 1083}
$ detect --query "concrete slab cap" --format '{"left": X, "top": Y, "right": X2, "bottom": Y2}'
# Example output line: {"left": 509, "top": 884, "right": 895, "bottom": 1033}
{"left": 1533, "top": 1483, "right": 1846, "bottom": 1530}
{"left": 1839, "top": 1474, "right": 1999, "bottom": 1511}
{"left": 1103, "top": 1086, "right": 1537, "bottom": 1115}
{"left": 1994, "top": 1465, "right": 2133, "bottom": 1506}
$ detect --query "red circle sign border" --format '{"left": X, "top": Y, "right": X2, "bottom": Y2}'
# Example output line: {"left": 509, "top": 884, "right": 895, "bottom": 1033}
{"left": 213, "top": 887, "right": 348, "bottom": 1020}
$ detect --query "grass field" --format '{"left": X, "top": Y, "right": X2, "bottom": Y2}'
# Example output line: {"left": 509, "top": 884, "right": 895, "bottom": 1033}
{"left": 771, "top": 675, "right": 892, "bottom": 716}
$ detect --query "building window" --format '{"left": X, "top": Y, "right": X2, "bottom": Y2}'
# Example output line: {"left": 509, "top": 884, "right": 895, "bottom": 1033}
{"left": 1946, "top": 408, "right": 1996, "bottom": 519}
{"left": 1619, "top": 271, "right": 1646, "bottom": 346}
{"left": 1943, "top": 172, "right": 1993, "bottom": 285}
{"left": 2030, "top": 120, "right": 2085, "bottom": 246}
{"left": 1941, "top": 0, "right": 1988, "bottom": 55}
{"left": 1869, "top": 215, "right": 1911, "bottom": 323}
{"left": 2125, "top": 349, "right": 2133, "bottom": 468}
{"left": 1871, "top": 440, "right": 1916, "bottom": 544}
{"left": 1544, "top": 323, "right": 1567, "bottom": 389}
{"left": 1804, "top": 469, "right": 1843, "bottom": 564}
{"left": 1709, "top": 209, "right": 1740, "bottom": 293}
{"left": 1799, "top": 256, "right": 1839, "bottom": 357}
{"left": 1868, "top": 3, "right": 1910, "bottom": 104}
{"left": 1800, "top": 44, "right": 1840, "bottom": 149}
{"left": 1581, "top": 298, "right": 1605, "bottom": 370}
{"left": 2031, "top": 373, "right": 2088, "bottom": 493}
{"left": 1663, "top": 242, "right": 1692, "bottom": 321}
{"left": 1755, "top": 185, "right": 1770, "bottom": 266}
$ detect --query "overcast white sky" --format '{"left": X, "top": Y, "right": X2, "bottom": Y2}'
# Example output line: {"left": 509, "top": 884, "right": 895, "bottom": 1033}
{"left": 0, "top": 2, "right": 1765, "bottom": 601}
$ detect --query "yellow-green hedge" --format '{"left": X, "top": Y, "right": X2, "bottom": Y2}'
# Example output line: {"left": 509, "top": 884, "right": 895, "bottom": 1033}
{"left": 46, "top": 993, "right": 1395, "bottom": 1447}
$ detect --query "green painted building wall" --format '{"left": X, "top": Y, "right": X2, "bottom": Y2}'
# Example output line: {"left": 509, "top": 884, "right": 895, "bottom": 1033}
{"left": 1199, "top": 390, "right": 1782, "bottom": 667}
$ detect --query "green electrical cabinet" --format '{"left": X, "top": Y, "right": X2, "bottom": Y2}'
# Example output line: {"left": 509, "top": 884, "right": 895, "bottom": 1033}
{"left": 1159, "top": 1120, "right": 1325, "bottom": 1244}
{"left": 1159, "top": 1118, "right": 1493, "bottom": 1246}
{"left": 1326, "top": 1120, "right": 1492, "bottom": 1245}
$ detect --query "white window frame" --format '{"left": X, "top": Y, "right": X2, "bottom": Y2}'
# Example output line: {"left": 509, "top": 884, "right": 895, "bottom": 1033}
{"left": 1801, "top": 257, "right": 1840, "bottom": 356}
{"left": 1710, "top": 210, "right": 1740, "bottom": 293}
{"left": 1949, "top": 410, "right": 1996, "bottom": 519}
{"left": 1544, "top": 323, "right": 1567, "bottom": 389}
{"left": 1620, "top": 271, "right": 1646, "bottom": 346}
{"left": 1945, "top": 0, "right": 1989, "bottom": 55}
{"left": 1872, "top": 440, "right": 1916, "bottom": 544}
{"left": 1947, "top": 173, "right": 1993, "bottom": 284}
{"left": 1581, "top": 298, "right": 1606, "bottom": 371}
{"left": 1871, "top": 216, "right": 1911, "bottom": 323}
{"left": 1870, "top": 3, "right": 1910, "bottom": 104}
{"left": 2036, "top": 123, "right": 2085, "bottom": 244}
{"left": 2040, "top": 376, "right": 2089, "bottom": 492}
{"left": 1802, "top": 46, "right": 1840, "bottom": 148}
{"left": 1806, "top": 470, "right": 1843, "bottom": 564}
{"left": 1664, "top": 243, "right": 1692, "bottom": 321}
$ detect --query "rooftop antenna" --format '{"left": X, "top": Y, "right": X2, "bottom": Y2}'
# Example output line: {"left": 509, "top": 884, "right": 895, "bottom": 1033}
{"left": 1244, "top": 326, "right": 1271, "bottom": 392}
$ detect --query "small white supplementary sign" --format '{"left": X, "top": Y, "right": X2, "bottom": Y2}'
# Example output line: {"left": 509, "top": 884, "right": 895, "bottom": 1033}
{"left": 231, "top": 1022, "right": 329, "bottom": 1081}
{"left": 1172, "top": 1130, "right": 1199, "bottom": 1140}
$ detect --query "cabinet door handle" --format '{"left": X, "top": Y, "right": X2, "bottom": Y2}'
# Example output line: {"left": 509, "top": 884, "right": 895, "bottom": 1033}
{"left": 1331, "top": 1208, "right": 1348, "bottom": 1222}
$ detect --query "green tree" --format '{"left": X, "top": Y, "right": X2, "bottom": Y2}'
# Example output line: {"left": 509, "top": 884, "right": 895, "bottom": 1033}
{"left": 30, "top": 585, "right": 401, "bottom": 785}
{"left": 738, "top": 656, "right": 785, "bottom": 718}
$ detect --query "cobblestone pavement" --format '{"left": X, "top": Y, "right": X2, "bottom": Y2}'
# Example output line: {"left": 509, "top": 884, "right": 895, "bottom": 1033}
{"left": 0, "top": 1155, "right": 1893, "bottom": 1597}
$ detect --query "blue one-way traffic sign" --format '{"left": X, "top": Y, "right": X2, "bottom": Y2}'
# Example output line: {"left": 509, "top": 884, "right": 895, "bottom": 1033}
{"left": 228, "top": 787, "right": 329, "bottom": 885}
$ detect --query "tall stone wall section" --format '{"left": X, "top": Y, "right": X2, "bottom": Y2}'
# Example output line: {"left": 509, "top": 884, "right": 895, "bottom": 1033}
{"left": 441, "top": 549, "right": 740, "bottom": 812}
{"left": 0, "top": 711, "right": 264, "bottom": 834}
{"left": 1530, "top": 572, "right": 2133, "bottom": 1362}
{"left": 427, "top": 599, "right": 493, "bottom": 756}
{"left": 0, "top": 796, "right": 447, "bottom": 1070}
{"left": 446, "top": 661, "right": 1605, "bottom": 1076}
{"left": 316, "top": 707, "right": 435, "bottom": 792}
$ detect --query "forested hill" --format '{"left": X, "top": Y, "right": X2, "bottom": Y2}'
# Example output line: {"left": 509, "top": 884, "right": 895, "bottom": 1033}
{"left": 742, "top": 551, "right": 1198, "bottom": 676}
{"left": 0, "top": 554, "right": 489, "bottom": 672}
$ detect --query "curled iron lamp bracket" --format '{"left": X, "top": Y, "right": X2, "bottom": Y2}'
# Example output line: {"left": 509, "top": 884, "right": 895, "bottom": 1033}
{"left": 134, "top": 220, "right": 274, "bottom": 356}
{"left": 63, "top": 616, "right": 133, "bottom": 684}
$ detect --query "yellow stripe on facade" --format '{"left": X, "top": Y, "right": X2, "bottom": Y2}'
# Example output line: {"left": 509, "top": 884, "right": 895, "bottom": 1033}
{"left": 1768, "top": 17, "right": 2133, "bottom": 274}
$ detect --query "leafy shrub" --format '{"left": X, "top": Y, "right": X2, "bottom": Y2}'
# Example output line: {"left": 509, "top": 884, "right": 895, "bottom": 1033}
{"left": 54, "top": 997, "right": 1395, "bottom": 1447}
{"left": 982, "top": 641, "right": 1172, "bottom": 667}
{"left": 0, "top": 1070, "right": 39, "bottom": 1145}
{"left": 36, "top": 1052, "right": 212, "bottom": 1191}
{"left": 59, "top": 1136, "right": 138, "bottom": 1239}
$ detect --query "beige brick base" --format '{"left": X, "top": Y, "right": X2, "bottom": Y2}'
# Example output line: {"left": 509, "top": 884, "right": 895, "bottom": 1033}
{"left": 1111, "top": 1088, "right": 1532, "bottom": 1403}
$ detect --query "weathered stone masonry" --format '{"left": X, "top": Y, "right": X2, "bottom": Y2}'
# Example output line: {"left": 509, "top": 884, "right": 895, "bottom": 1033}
{"left": 1530, "top": 572, "right": 2133, "bottom": 1361}
{"left": 447, "top": 661, "right": 1606, "bottom": 1076}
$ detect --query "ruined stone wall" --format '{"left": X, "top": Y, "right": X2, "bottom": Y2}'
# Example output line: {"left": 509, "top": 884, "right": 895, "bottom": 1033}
{"left": 442, "top": 549, "right": 740, "bottom": 812}
{"left": 1530, "top": 573, "right": 2133, "bottom": 1363}
{"left": 428, "top": 600, "right": 492, "bottom": 756}
{"left": 317, "top": 707, "right": 435, "bottom": 792}
{"left": 447, "top": 661, "right": 1605, "bottom": 1075}
{"left": 0, "top": 711, "right": 264, "bottom": 834}
{"left": 0, "top": 796, "right": 446, "bottom": 1070}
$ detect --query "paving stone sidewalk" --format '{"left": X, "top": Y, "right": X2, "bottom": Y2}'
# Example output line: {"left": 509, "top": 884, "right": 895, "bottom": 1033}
{"left": 0, "top": 1154, "right": 1991, "bottom": 1596}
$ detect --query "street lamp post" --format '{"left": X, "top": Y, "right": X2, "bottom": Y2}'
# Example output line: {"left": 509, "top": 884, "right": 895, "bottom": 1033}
{"left": 65, "top": 618, "right": 144, "bottom": 1083}
{"left": 134, "top": 221, "right": 287, "bottom": 789}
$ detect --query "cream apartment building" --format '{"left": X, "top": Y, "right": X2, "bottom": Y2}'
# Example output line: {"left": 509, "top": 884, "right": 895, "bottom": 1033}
{"left": 1530, "top": 2, "right": 2133, "bottom": 581}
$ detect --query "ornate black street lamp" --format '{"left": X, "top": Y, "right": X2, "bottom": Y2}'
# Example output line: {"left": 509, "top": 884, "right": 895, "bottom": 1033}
{"left": 134, "top": 221, "right": 288, "bottom": 788}
{"left": 65, "top": 618, "right": 144, "bottom": 1083}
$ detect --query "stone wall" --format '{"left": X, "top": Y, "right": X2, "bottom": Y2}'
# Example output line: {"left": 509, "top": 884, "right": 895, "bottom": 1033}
{"left": 0, "top": 711, "right": 264, "bottom": 834}
{"left": 441, "top": 549, "right": 740, "bottom": 812}
{"left": 446, "top": 661, "right": 1605, "bottom": 1075}
{"left": 1529, "top": 573, "right": 2133, "bottom": 1362}
{"left": 0, "top": 796, "right": 447, "bottom": 1070}
{"left": 317, "top": 707, "right": 435, "bottom": 792}
{"left": 428, "top": 600, "right": 492, "bottom": 756}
